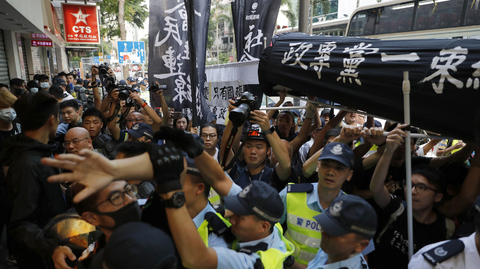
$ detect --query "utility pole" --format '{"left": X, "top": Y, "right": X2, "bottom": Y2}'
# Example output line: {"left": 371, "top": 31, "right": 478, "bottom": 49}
{"left": 299, "top": 0, "right": 309, "bottom": 33}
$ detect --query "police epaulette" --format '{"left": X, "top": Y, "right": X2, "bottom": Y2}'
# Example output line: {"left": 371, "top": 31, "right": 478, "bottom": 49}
{"left": 237, "top": 242, "right": 268, "bottom": 255}
{"left": 205, "top": 212, "right": 229, "bottom": 236}
{"left": 422, "top": 239, "right": 465, "bottom": 266}
{"left": 287, "top": 183, "right": 313, "bottom": 193}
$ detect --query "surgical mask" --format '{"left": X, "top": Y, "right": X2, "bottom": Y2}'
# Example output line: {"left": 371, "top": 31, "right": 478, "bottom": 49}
{"left": 13, "top": 87, "right": 24, "bottom": 96}
{"left": 35, "top": 80, "right": 39, "bottom": 84}
{"left": 40, "top": 82, "right": 49, "bottom": 89}
{"left": 94, "top": 201, "right": 142, "bottom": 231}
{"left": 30, "top": 87, "right": 38, "bottom": 93}
{"left": 0, "top": 108, "right": 16, "bottom": 122}
{"left": 294, "top": 117, "right": 298, "bottom": 125}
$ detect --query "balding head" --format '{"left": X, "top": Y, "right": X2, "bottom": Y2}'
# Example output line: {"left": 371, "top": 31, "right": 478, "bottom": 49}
{"left": 64, "top": 127, "right": 93, "bottom": 155}
{"left": 125, "top": 111, "right": 145, "bottom": 129}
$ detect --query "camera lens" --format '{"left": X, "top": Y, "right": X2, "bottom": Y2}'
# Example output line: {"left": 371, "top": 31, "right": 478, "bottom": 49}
{"left": 118, "top": 90, "right": 130, "bottom": 100}
{"left": 229, "top": 103, "right": 251, "bottom": 127}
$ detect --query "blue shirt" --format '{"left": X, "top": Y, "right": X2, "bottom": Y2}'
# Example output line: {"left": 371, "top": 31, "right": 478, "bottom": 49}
{"left": 212, "top": 225, "right": 288, "bottom": 269}
{"left": 228, "top": 161, "right": 274, "bottom": 189}
{"left": 307, "top": 251, "right": 369, "bottom": 269}
{"left": 193, "top": 203, "right": 228, "bottom": 248}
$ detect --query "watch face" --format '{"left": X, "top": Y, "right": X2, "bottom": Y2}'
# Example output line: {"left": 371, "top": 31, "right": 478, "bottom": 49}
{"left": 173, "top": 192, "right": 186, "bottom": 207}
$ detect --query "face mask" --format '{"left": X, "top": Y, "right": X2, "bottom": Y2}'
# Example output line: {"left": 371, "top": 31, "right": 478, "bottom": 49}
{"left": 40, "top": 82, "right": 49, "bottom": 89}
{"left": 0, "top": 108, "right": 16, "bottom": 122}
{"left": 13, "top": 88, "right": 24, "bottom": 96}
{"left": 294, "top": 117, "right": 298, "bottom": 125}
{"left": 94, "top": 201, "right": 142, "bottom": 231}
{"left": 35, "top": 80, "right": 39, "bottom": 84}
{"left": 30, "top": 87, "right": 38, "bottom": 93}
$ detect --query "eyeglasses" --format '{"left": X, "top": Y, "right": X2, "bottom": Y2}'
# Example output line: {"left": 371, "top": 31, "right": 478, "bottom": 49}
{"left": 126, "top": 118, "right": 145, "bottom": 123}
{"left": 402, "top": 180, "right": 438, "bottom": 194}
{"left": 201, "top": 133, "right": 217, "bottom": 139}
{"left": 63, "top": 138, "right": 89, "bottom": 147}
{"left": 90, "top": 184, "right": 138, "bottom": 209}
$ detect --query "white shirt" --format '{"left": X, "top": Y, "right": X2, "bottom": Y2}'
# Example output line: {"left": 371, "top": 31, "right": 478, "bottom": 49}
{"left": 409, "top": 232, "right": 479, "bottom": 269}
{"left": 307, "top": 251, "right": 368, "bottom": 269}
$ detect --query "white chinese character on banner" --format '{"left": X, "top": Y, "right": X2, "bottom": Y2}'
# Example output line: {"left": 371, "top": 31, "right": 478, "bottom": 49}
{"left": 282, "top": 42, "right": 313, "bottom": 70}
{"left": 337, "top": 42, "right": 378, "bottom": 86}
{"left": 239, "top": 25, "right": 263, "bottom": 62}
{"left": 173, "top": 75, "right": 192, "bottom": 104}
{"left": 422, "top": 46, "right": 467, "bottom": 94}
{"left": 310, "top": 41, "right": 337, "bottom": 79}
{"left": 154, "top": 46, "right": 186, "bottom": 79}
{"left": 466, "top": 60, "right": 480, "bottom": 90}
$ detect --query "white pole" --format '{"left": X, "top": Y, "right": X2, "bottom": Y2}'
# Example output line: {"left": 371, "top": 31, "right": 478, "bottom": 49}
{"left": 403, "top": 71, "right": 414, "bottom": 260}
{"left": 260, "top": 106, "right": 308, "bottom": 110}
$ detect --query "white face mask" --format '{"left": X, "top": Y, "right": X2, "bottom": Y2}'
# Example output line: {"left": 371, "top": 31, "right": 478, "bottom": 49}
{"left": 40, "top": 82, "right": 49, "bottom": 89}
{"left": 30, "top": 87, "right": 39, "bottom": 93}
{"left": 0, "top": 108, "right": 16, "bottom": 122}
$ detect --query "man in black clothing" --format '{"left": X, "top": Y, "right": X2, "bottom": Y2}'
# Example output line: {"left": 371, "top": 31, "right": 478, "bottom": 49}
{"left": 0, "top": 92, "right": 68, "bottom": 268}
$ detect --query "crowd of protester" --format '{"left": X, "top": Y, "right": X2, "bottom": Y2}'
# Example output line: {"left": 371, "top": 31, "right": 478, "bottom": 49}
{"left": 0, "top": 65, "right": 478, "bottom": 269}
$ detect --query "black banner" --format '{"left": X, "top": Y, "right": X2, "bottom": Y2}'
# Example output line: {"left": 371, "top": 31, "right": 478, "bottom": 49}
{"left": 232, "top": 0, "right": 281, "bottom": 62}
{"left": 259, "top": 33, "right": 480, "bottom": 142}
{"left": 149, "top": 0, "right": 215, "bottom": 124}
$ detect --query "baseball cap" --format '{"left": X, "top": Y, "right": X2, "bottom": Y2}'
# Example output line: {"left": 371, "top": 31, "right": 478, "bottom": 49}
{"left": 27, "top": 80, "right": 40, "bottom": 90}
{"left": 139, "top": 81, "right": 147, "bottom": 86}
{"left": 318, "top": 142, "right": 355, "bottom": 168}
{"left": 127, "top": 77, "right": 135, "bottom": 81}
{"left": 126, "top": 122, "right": 154, "bottom": 139}
{"left": 314, "top": 195, "right": 377, "bottom": 239}
{"left": 118, "top": 79, "right": 127, "bottom": 86}
{"left": 224, "top": 181, "right": 283, "bottom": 223}
{"left": 89, "top": 222, "right": 176, "bottom": 269}
{"left": 291, "top": 109, "right": 301, "bottom": 117}
{"left": 321, "top": 109, "right": 331, "bottom": 116}
{"left": 317, "top": 117, "right": 326, "bottom": 130}
{"left": 245, "top": 124, "right": 269, "bottom": 146}
{"left": 53, "top": 76, "right": 66, "bottom": 86}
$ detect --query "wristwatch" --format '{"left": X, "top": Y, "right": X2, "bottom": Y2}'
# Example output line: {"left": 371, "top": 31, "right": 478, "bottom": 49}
{"left": 263, "top": 125, "right": 275, "bottom": 135}
{"left": 161, "top": 192, "right": 186, "bottom": 208}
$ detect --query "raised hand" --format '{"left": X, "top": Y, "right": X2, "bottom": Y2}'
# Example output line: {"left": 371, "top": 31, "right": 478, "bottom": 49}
{"left": 42, "top": 150, "right": 118, "bottom": 203}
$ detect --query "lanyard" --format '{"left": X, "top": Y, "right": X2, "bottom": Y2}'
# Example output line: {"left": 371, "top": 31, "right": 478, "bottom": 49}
{"left": 246, "top": 167, "right": 265, "bottom": 182}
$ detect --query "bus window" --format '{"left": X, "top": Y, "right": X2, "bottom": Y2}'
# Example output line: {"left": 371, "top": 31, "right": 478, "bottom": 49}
{"left": 348, "top": 10, "right": 378, "bottom": 36}
{"left": 415, "top": 0, "right": 464, "bottom": 30}
{"left": 377, "top": 1, "right": 415, "bottom": 34}
{"left": 465, "top": 0, "right": 480, "bottom": 26}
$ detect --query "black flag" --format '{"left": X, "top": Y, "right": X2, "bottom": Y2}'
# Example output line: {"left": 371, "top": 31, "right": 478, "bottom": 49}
{"left": 231, "top": 0, "right": 281, "bottom": 62}
{"left": 149, "top": 0, "right": 215, "bottom": 124}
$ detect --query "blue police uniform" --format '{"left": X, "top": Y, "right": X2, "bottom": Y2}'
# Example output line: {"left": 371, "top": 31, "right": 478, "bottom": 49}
{"left": 212, "top": 225, "right": 289, "bottom": 269}
{"left": 306, "top": 251, "right": 368, "bottom": 269}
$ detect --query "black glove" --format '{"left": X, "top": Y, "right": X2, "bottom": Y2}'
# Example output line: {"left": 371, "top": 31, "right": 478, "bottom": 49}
{"left": 155, "top": 126, "right": 204, "bottom": 158}
{"left": 144, "top": 143, "right": 184, "bottom": 194}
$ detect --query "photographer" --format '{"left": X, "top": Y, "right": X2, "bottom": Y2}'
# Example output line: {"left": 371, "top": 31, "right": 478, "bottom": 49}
{"left": 220, "top": 97, "right": 291, "bottom": 189}
{"left": 89, "top": 66, "right": 104, "bottom": 111}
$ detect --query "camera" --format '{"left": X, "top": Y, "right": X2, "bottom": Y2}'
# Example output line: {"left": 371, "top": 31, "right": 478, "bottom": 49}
{"left": 104, "top": 75, "right": 117, "bottom": 92}
{"left": 118, "top": 84, "right": 133, "bottom": 101}
{"left": 98, "top": 63, "right": 110, "bottom": 75}
{"left": 229, "top": 91, "right": 259, "bottom": 127}
{"left": 149, "top": 84, "right": 167, "bottom": 93}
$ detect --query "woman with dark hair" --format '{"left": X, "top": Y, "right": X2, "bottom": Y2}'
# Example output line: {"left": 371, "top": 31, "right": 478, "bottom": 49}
{"left": 173, "top": 114, "right": 189, "bottom": 131}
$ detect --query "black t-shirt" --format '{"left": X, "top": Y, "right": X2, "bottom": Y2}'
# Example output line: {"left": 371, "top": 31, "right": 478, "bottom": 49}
{"left": 369, "top": 196, "right": 448, "bottom": 269}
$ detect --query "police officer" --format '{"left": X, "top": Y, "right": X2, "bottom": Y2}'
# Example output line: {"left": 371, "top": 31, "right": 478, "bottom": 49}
{"left": 306, "top": 195, "right": 377, "bottom": 269}
{"left": 408, "top": 194, "right": 480, "bottom": 268}
{"left": 160, "top": 179, "right": 294, "bottom": 269}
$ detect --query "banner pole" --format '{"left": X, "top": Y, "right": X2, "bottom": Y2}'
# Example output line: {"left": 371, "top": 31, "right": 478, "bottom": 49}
{"left": 403, "top": 71, "right": 414, "bottom": 260}
{"left": 185, "top": 0, "right": 198, "bottom": 126}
